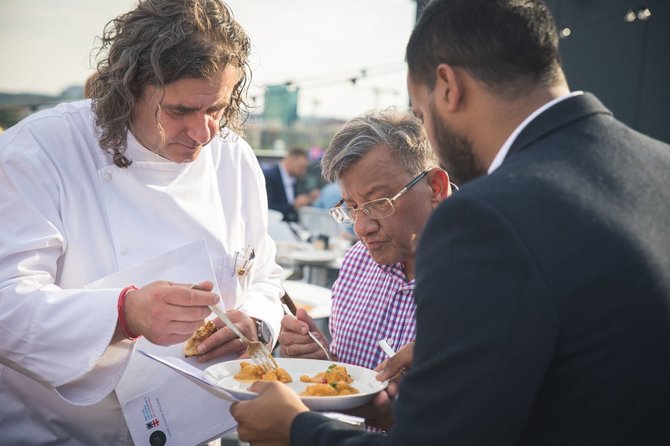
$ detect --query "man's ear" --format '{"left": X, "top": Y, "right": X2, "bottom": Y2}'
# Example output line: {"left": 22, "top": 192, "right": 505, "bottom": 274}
{"left": 435, "top": 63, "right": 462, "bottom": 113}
{"left": 427, "top": 168, "right": 451, "bottom": 205}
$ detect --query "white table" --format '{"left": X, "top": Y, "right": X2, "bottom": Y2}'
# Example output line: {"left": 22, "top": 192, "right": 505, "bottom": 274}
{"left": 282, "top": 280, "right": 332, "bottom": 319}
{"left": 288, "top": 250, "right": 342, "bottom": 287}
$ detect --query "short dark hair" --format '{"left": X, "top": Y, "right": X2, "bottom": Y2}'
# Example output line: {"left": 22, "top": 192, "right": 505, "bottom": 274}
{"left": 287, "top": 147, "right": 309, "bottom": 159}
{"left": 406, "top": 0, "right": 562, "bottom": 95}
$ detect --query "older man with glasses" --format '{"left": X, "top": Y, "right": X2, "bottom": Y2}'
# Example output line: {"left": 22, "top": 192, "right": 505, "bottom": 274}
{"left": 278, "top": 108, "right": 452, "bottom": 426}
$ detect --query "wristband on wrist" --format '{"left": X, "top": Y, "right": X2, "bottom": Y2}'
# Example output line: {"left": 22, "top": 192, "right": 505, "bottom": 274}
{"left": 117, "top": 285, "right": 140, "bottom": 340}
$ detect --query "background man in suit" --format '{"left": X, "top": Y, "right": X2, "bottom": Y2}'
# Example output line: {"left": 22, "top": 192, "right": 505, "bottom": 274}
{"left": 263, "top": 146, "right": 319, "bottom": 222}
{"left": 231, "top": 0, "right": 670, "bottom": 444}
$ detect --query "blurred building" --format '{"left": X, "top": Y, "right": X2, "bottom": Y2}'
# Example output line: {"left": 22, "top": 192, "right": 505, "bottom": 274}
{"left": 262, "top": 84, "right": 299, "bottom": 126}
{"left": 0, "top": 86, "right": 85, "bottom": 130}
{"left": 545, "top": 0, "right": 669, "bottom": 143}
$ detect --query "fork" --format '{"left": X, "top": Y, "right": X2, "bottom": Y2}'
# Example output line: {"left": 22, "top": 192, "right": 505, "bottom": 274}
{"left": 378, "top": 338, "right": 396, "bottom": 359}
{"left": 378, "top": 338, "right": 409, "bottom": 375}
{"left": 281, "top": 303, "right": 332, "bottom": 361}
{"left": 192, "top": 284, "right": 278, "bottom": 372}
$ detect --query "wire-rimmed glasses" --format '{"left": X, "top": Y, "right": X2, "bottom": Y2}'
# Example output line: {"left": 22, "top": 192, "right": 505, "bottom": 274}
{"left": 329, "top": 170, "right": 429, "bottom": 225}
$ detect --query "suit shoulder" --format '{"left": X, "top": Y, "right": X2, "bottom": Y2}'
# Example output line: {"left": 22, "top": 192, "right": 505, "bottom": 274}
{"left": 262, "top": 163, "right": 280, "bottom": 177}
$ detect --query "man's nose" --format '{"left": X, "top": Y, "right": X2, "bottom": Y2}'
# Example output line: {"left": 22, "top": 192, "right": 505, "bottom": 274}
{"left": 353, "top": 211, "right": 379, "bottom": 238}
{"left": 186, "top": 114, "right": 215, "bottom": 145}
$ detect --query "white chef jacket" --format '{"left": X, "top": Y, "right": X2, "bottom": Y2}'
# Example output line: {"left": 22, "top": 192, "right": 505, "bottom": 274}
{"left": 0, "top": 100, "right": 284, "bottom": 445}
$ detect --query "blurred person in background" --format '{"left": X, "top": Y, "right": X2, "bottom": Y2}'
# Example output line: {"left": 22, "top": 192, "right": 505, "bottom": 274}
{"left": 231, "top": 0, "right": 670, "bottom": 444}
{"left": 312, "top": 181, "right": 342, "bottom": 210}
{"left": 278, "top": 108, "right": 452, "bottom": 428}
{"left": 0, "top": 0, "right": 283, "bottom": 443}
{"left": 313, "top": 181, "right": 358, "bottom": 242}
{"left": 263, "top": 146, "right": 320, "bottom": 222}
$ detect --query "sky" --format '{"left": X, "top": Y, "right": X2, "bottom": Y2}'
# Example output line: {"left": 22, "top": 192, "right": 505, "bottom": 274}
{"left": 0, "top": 0, "right": 417, "bottom": 119}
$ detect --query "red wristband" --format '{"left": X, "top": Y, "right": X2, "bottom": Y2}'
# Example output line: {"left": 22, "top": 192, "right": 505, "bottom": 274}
{"left": 117, "top": 285, "right": 140, "bottom": 340}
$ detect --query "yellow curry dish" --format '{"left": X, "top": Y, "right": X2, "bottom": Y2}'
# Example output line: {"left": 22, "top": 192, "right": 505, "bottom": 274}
{"left": 299, "top": 363, "right": 359, "bottom": 396}
{"left": 233, "top": 361, "right": 292, "bottom": 383}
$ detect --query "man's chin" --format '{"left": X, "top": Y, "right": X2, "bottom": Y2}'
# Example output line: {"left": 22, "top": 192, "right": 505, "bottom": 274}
{"left": 167, "top": 146, "right": 203, "bottom": 163}
{"left": 368, "top": 247, "right": 398, "bottom": 266}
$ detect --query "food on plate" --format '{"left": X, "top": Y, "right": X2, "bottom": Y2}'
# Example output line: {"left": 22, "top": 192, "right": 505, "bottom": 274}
{"left": 183, "top": 320, "right": 218, "bottom": 357}
{"left": 301, "top": 381, "right": 359, "bottom": 396}
{"left": 299, "top": 363, "right": 359, "bottom": 396}
{"left": 234, "top": 361, "right": 292, "bottom": 383}
{"left": 295, "top": 302, "right": 314, "bottom": 313}
{"left": 300, "top": 363, "right": 353, "bottom": 384}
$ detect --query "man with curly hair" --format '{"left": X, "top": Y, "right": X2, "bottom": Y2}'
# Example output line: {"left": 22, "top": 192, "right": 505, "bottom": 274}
{"left": 0, "top": 0, "right": 283, "bottom": 443}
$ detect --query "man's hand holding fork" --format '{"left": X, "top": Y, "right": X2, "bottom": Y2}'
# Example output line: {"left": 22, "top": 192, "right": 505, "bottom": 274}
{"left": 278, "top": 307, "right": 332, "bottom": 360}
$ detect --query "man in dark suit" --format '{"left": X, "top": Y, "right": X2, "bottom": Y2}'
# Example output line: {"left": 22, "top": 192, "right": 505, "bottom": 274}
{"left": 262, "top": 146, "right": 318, "bottom": 222}
{"left": 231, "top": 1, "right": 670, "bottom": 444}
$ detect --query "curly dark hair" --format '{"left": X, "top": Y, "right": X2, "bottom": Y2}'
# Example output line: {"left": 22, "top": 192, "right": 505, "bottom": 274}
{"left": 89, "top": 0, "right": 251, "bottom": 167}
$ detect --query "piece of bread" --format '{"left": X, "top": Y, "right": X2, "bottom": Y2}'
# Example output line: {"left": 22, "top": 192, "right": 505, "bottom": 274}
{"left": 184, "top": 320, "right": 218, "bottom": 357}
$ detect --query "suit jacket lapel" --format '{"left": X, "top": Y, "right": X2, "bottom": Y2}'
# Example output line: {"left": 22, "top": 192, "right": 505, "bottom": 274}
{"left": 506, "top": 93, "right": 612, "bottom": 159}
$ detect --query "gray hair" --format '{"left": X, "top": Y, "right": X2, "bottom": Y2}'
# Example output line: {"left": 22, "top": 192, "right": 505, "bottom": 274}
{"left": 321, "top": 108, "right": 438, "bottom": 182}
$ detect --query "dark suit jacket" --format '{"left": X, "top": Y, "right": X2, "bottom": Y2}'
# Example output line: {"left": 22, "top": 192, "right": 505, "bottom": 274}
{"left": 292, "top": 93, "right": 670, "bottom": 445}
{"left": 262, "top": 163, "right": 299, "bottom": 222}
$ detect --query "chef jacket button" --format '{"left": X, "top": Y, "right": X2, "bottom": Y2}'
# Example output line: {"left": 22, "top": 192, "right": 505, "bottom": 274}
{"left": 104, "top": 172, "right": 112, "bottom": 181}
{"left": 120, "top": 247, "right": 129, "bottom": 255}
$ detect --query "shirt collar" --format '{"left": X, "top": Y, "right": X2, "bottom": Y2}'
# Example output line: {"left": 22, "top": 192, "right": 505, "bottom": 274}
{"left": 126, "top": 130, "right": 172, "bottom": 162}
{"left": 278, "top": 162, "right": 296, "bottom": 204}
{"left": 278, "top": 162, "right": 295, "bottom": 184}
{"left": 379, "top": 262, "right": 415, "bottom": 286}
{"left": 487, "top": 91, "right": 583, "bottom": 174}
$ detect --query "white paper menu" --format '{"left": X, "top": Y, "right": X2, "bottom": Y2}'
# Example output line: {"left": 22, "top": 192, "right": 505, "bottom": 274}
{"left": 85, "top": 240, "right": 238, "bottom": 446}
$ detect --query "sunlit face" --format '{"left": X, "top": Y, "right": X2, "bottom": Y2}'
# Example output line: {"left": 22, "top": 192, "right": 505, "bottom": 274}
{"left": 130, "top": 64, "right": 240, "bottom": 163}
{"left": 285, "top": 155, "right": 310, "bottom": 178}
{"left": 407, "top": 74, "right": 483, "bottom": 184}
{"left": 338, "top": 145, "right": 437, "bottom": 267}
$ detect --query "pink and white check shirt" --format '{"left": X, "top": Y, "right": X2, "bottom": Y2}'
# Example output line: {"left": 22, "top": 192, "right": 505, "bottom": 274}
{"left": 329, "top": 241, "right": 416, "bottom": 370}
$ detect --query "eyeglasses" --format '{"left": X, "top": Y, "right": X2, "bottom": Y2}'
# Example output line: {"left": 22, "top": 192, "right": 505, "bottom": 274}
{"left": 329, "top": 170, "right": 429, "bottom": 225}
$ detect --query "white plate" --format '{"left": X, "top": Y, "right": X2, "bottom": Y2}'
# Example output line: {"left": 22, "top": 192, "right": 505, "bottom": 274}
{"left": 289, "top": 249, "right": 338, "bottom": 264}
{"left": 283, "top": 280, "right": 331, "bottom": 319}
{"left": 203, "top": 358, "right": 387, "bottom": 411}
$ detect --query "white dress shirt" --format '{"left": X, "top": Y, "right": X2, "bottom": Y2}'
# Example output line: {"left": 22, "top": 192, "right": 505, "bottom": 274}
{"left": 488, "top": 91, "right": 584, "bottom": 174}
{"left": 278, "top": 161, "right": 296, "bottom": 204}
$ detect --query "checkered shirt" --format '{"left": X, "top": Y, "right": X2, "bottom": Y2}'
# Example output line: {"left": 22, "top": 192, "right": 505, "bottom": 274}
{"left": 329, "top": 241, "right": 416, "bottom": 370}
